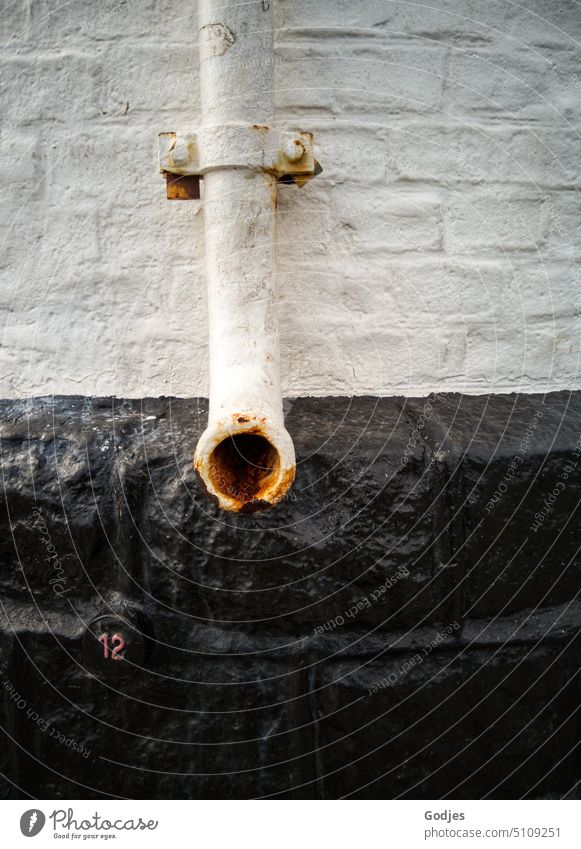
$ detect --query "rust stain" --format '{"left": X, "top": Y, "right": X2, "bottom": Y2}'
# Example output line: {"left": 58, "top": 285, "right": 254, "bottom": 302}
{"left": 165, "top": 173, "right": 201, "bottom": 200}
{"left": 276, "top": 464, "right": 296, "bottom": 498}
{"left": 291, "top": 160, "right": 323, "bottom": 189}
{"left": 252, "top": 124, "right": 270, "bottom": 132}
{"left": 269, "top": 175, "right": 278, "bottom": 210}
{"left": 208, "top": 433, "right": 277, "bottom": 504}
{"left": 195, "top": 428, "right": 295, "bottom": 513}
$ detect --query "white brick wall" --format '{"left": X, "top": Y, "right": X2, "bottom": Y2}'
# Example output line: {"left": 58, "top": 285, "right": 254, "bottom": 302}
{"left": 0, "top": 0, "right": 579, "bottom": 398}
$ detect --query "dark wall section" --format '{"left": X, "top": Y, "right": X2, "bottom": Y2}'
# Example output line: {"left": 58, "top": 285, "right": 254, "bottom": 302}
{"left": 0, "top": 392, "right": 580, "bottom": 799}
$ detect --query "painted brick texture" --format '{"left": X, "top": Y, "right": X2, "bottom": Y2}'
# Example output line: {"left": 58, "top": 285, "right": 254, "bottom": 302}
{"left": 0, "top": 0, "right": 579, "bottom": 398}
{"left": 1, "top": 392, "right": 580, "bottom": 798}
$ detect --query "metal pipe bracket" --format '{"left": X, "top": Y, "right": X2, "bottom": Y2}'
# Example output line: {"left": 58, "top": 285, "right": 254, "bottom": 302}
{"left": 159, "top": 126, "right": 319, "bottom": 198}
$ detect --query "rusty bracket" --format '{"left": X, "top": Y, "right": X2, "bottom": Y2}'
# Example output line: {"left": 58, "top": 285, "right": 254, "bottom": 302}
{"left": 159, "top": 132, "right": 201, "bottom": 200}
{"left": 159, "top": 127, "right": 320, "bottom": 199}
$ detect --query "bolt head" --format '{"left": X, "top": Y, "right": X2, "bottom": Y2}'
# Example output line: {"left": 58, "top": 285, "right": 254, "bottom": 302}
{"left": 284, "top": 137, "right": 306, "bottom": 163}
{"left": 170, "top": 138, "right": 190, "bottom": 167}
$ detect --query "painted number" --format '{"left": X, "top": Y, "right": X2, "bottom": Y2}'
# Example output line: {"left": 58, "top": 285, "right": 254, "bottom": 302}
{"left": 98, "top": 632, "right": 126, "bottom": 661}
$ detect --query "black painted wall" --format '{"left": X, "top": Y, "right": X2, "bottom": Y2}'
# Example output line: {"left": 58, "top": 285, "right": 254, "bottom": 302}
{"left": 0, "top": 391, "right": 580, "bottom": 798}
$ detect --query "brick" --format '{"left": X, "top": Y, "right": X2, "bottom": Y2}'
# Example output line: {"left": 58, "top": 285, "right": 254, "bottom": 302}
{"left": 2, "top": 53, "right": 100, "bottom": 126}
{"left": 277, "top": 0, "right": 580, "bottom": 51}
{"left": 446, "top": 47, "right": 581, "bottom": 122}
{"left": 11, "top": 0, "right": 195, "bottom": 47}
{"left": 376, "top": 258, "right": 581, "bottom": 326}
{"left": 305, "top": 123, "right": 389, "bottom": 186}
{"left": 330, "top": 185, "right": 443, "bottom": 254}
{"left": 45, "top": 125, "right": 167, "bottom": 206}
{"left": 543, "top": 190, "right": 581, "bottom": 259}
{"left": 384, "top": 124, "right": 581, "bottom": 188}
{"left": 276, "top": 44, "right": 447, "bottom": 118}
{"left": 464, "top": 318, "right": 581, "bottom": 389}
{"left": 96, "top": 42, "right": 199, "bottom": 119}
{"left": 0, "top": 199, "right": 99, "bottom": 306}
{"left": 445, "top": 192, "right": 549, "bottom": 252}
{"left": 98, "top": 187, "right": 205, "bottom": 268}
{"left": 0, "top": 128, "right": 44, "bottom": 203}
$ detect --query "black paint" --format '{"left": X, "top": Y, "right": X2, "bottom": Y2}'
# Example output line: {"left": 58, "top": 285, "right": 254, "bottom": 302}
{"left": 0, "top": 392, "right": 579, "bottom": 798}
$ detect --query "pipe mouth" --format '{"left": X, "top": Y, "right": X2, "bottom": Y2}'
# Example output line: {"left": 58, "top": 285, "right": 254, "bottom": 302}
{"left": 195, "top": 418, "right": 296, "bottom": 513}
{"left": 209, "top": 433, "right": 280, "bottom": 504}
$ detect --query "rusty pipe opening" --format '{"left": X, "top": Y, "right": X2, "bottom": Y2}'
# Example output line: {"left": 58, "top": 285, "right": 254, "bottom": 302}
{"left": 195, "top": 417, "right": 295, "bottom": 513}
{"left": 208, "top": 433, "right": 280, "bottom": 503}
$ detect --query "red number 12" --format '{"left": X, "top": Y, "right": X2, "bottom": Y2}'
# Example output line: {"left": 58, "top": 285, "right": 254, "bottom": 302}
{"left": 98, "top": 633, "right": 126, "bottom": 660}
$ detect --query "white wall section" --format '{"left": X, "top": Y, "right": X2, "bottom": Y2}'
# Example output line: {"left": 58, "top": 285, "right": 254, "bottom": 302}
{"left": 0, "top": 0, "right": 579, "bottom": 398}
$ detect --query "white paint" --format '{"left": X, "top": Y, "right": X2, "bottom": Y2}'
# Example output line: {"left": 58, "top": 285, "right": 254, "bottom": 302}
{"left": 0, "top": 0, "right": 579, "bottom": 399}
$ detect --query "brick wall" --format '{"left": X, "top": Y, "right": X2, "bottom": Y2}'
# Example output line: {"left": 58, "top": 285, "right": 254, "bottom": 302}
{"left": 0, "top": 0, "right": 579, "bottom": 398}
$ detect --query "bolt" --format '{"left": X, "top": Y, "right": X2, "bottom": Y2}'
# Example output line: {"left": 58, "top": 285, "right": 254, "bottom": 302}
{"left": 284, "top": 137, "right": 306, "bottom": 163}
{"left": 170, "top": 137, "right": 190, "bottom": 167}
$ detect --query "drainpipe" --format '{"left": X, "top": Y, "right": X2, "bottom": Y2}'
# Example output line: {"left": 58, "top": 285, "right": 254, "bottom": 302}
{"left": 159, "top": 0, "right": 319, "bottom": 512}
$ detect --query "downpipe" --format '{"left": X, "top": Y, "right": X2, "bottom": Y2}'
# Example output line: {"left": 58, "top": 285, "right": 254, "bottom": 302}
{"left": 159, "top": 0, "right": 319, "bottom": 512}
{"left": 194, "top": 165, "right": 295, "bottom": 513}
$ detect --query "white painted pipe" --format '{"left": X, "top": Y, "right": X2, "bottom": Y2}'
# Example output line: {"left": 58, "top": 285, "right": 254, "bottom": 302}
{"left": 193, "top": 0, "right": 295, "bottom": 512}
